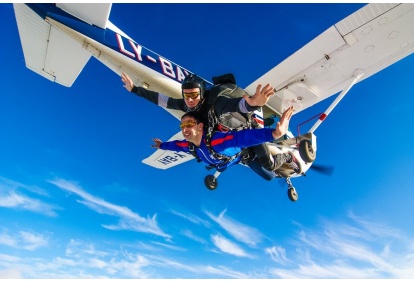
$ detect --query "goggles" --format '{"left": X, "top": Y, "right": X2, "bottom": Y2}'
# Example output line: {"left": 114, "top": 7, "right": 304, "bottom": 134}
{"left": 183, "top": 91, "right": 200, "bottom": 100}
{"left": 179, "top": 120, "right": 197, "bottom": 129}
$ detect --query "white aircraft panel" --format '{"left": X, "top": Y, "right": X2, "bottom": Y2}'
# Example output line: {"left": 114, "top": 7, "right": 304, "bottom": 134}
{"left": 14, "top": 4, "right": 92, "bottom": 87}
{"left": 335, "top": 3, "right": 399, "bottom": 36}
{"left": 246, "top": 3, "right": 414, "bottom": 117}
{"left": 43, "top": 26, "right": 91, "bottom": 87}
{"left": 13, "top": 4, "right": 55, "bottom": 82}
{"left": 142, "top": 131, "right": 195, "bottom": 170}
{"left": 57, "top": 3, "right": 112, "bottom": 29}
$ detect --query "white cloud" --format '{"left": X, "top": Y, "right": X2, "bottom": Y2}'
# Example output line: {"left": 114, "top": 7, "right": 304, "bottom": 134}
{"left": 0, "top": 232, "right": 16, "bottom": 247}
{"left": 205, "top": 209, "right": 263, "bottom": 247}
{"left": 0, "top": 253, "right": 20, "bottom": 263}
{"left": 170, "top": 209, "right": 211, "bottom": 227}
{"left": 0, "top": 229, "right": 49, "bottom": 251}
{"left": 201, "top": 265, "right": 250, "bottom": 279}
{"left": 269, "top": 262, "right": 379, "bottom": 279}
{"left": 65, "top": 239, "right": 108, "bottom": 258}
{"left": 140, "top": 253, "right": 250, "bottom": 278}
{"left": 49, "top": 178, "right": 169, "bottom": 238}
{"left": 182, "top": 229, "right": 207, "bottom": 244}
{"left": 0, "top": 176, "right": 49, "bottom": 197}
{"left": 88, "top": 258, "right": 107, "bottom": 269}
{"left": 211, "top": 234, "right": 251, "bottom": 258}
{"left": 267, "top": 213, "right": 414, "bottom": 278}
{"left": 265, "top": 246, "right": 291, "bottom": 265}
{"left": 151, "top": 241, "right": 187, "bottom": 252}
{"left": 0, "top": 178, "right": 59, "bottom": 217}
{"left": 19, "top": 231, "right": 49, "bottom": 251}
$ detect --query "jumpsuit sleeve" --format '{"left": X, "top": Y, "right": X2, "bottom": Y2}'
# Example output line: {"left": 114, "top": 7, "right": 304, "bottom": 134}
{"left": 213, "top": 95, "right": 259, "bottom": 116}
{"left": 159, "top": 140, "right": 191, "bottom": 153}
{"left": 211, "top": 128, "right": 275, "bottom": 151}
{"left": 131, "top": 86, "right": 187, "bottom": 111}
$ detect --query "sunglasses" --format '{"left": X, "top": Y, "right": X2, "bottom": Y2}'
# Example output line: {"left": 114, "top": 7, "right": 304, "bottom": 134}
{"left": 179, "top": 120, "right": 197, "bottom": 129}
{"left": 183, "top": 91, "right": 200, "bottom": 100}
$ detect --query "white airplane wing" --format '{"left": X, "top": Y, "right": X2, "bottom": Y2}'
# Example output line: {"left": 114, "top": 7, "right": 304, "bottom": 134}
{"left": 142, "top": 131, "right": 195, "bottom": 169}
{"left": 144, "top": 3, "right": 414, "bottom": 171}
{"left": 13, "top": 3, "right": 111, "bottom": 87}
{"left": 247, "top": 3, "right": 414, "bottom": 117}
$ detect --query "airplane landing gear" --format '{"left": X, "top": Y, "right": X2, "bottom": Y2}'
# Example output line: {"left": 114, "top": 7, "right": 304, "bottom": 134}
{"left": 286, "top": 177, "right": 298, "bottom": 202}
{"left": 299, "top": 139, "right": 316, "bottom": 163}
{"left": 204, "top": 175, "right": 218, "bottom": 190}
{"left": 204, "top": 171, "right": 222, "bottom": 190}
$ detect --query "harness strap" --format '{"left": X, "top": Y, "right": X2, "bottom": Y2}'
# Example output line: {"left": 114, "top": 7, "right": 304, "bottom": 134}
{"left": 188, "top": 143, "right": 202, "bottom": 162}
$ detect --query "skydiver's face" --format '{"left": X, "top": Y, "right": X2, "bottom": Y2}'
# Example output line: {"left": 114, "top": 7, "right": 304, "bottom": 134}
{"left": 180, "top": 116, "right": 203, "bottom": 143}
{"left": 182, "top": 88, "right": 201, "bottom": 109}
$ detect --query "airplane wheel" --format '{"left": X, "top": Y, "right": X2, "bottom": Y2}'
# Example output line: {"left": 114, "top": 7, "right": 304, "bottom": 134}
{"left": 288, "top": 187, "right": 298, "bottom": 202}
{"left": 299, "top": 139, "right": 316, "bottom": 163}
{"left": 204, "top": 175, "right": 218, "bottom": 190}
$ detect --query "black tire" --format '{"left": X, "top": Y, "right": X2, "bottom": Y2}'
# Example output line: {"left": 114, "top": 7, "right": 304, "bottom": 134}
{"left": 288, "top": 187, "right": 298, "bottom": 202}
{"left": 299, "top": 139, "right": 316, "bottom": 163}
{"left": 204, "top": 175, "right": 218, "bottom": 190}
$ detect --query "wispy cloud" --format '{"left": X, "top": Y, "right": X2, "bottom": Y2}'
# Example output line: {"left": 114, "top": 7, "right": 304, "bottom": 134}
{"left": 211, "top": 234, "right": 251, "bottom": 258}
{"left": 268, "top": 212, "right": 414, "bottom": 278}
{"left": 204, "top": 209, "right": 263, "bottom": 247}
{"left": 19, "top": 231, "right": 49, "bottom": 251}
{"left": 151, "top": 241, "right": 187, "bottom": 252}
{"left": 65, "top": 239, "right": 108, "bottom": 258}
{"left": 0, "top": 229, "right": 49, "bottom": 251}
{"left": 269, "top": 262, "right": 380, "bottom": 279}
{"left": 181, "top": 229, "right": 207, "bottom": 245}
{"left": 49, "top": 178, "right": 169, "bottom": 238}
{"left": 64, "top": 239, "right": 151, "bottom": 278}
{"left": 0, "top": 177, "right": 59, "bottom": 217}
{"left": 170, "top": 209, "right": 211, "bottom": 227}
{"left": 265, "top": 246, "right": 291, "bottom": 265}
{"left": 0, "top": 253, "right": 21, "bottom": 263}
{"left": 0, "top": 177, "right": 49, "bottom": 197}
{"left": 141, "top": 252, "right": 251, "bottom": 278}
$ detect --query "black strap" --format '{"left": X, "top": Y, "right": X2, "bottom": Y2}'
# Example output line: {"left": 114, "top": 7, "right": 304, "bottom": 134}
{"left": 188, "top": 143, "right": 202, "bottom": 162}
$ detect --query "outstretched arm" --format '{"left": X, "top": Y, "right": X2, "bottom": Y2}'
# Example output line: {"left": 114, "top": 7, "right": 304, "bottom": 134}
{"left": 121, "top": 73, "right": 186, "bottom": 111}
{"left": 272, "top": 106, "right": 294, "bottom": 139}
{"left": 150, "top": 138, "right": 191, "bottom": 153}
{"left": 244, "top": 83, "right": 275, "bottom": 107}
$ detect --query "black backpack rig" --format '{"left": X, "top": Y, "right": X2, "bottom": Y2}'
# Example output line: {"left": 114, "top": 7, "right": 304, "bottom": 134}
{"left": 188, "top": 73, "right": 259, "bottom": 170}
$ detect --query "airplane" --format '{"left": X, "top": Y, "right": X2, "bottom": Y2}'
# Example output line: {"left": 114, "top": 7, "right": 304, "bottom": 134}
{"left": 12, "top": 3, "right": 414, "bottom": 202}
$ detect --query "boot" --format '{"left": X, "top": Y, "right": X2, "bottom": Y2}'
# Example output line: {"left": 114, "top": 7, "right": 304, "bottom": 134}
{"left": 252, "top": 143, "right": 275, "bottom": 171}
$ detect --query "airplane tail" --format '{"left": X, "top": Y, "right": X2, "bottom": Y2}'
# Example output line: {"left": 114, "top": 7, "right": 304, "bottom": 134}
{"left": 13, "top": 3, "right": 111, "bottom": 87}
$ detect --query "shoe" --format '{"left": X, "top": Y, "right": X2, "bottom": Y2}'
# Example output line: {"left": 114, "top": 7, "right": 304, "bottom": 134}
{"left": 253, "top": 144, "right": 275, "bottom": 171}
{"left": 285, "top": 152, "right": 301, "bottom": 174}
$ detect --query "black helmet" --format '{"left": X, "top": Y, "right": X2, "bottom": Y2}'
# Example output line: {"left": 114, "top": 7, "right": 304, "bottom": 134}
{"left": 181, "top": 74, "right": 206, "bottom": 100}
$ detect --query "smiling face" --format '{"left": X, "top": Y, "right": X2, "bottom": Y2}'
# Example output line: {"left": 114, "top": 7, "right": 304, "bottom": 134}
{"left": 182, "top": 87, "right": 201, "bottom": 109}
{"left": 180, "top": 116, "right": 203, "bottom": 145}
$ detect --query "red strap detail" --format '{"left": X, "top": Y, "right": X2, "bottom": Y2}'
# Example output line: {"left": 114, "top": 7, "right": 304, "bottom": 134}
{"left": 217, "top": 124, "right": 230, "bottom": 132}
{"left": 319, "top": 113, "right": 327, "bottom": 121}
{"left": 253, "top": 117, "right": 264, "bottom": 125}
{"left": 176, "top": 141, "right": 189, "bottom": 147}
{"left": 210, "top": 135, "right": 234, "bottom": 146}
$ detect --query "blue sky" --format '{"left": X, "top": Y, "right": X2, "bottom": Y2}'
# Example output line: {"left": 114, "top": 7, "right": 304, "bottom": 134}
{"left": 1, "top": 3, "right": 414, "bottom": 279}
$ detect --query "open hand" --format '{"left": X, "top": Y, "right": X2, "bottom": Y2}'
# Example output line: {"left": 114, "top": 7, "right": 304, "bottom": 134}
{"left": 121, "top": 72, "right": 134, "bottom": 92}
{"left": 272, "top": 106, "right": 294, "bottom": 139}
{"left": 244, "top": 83, "right": 275, "bottom": 107}
{"left": 151, "top": 138, "right": 162, "bottom": 149}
